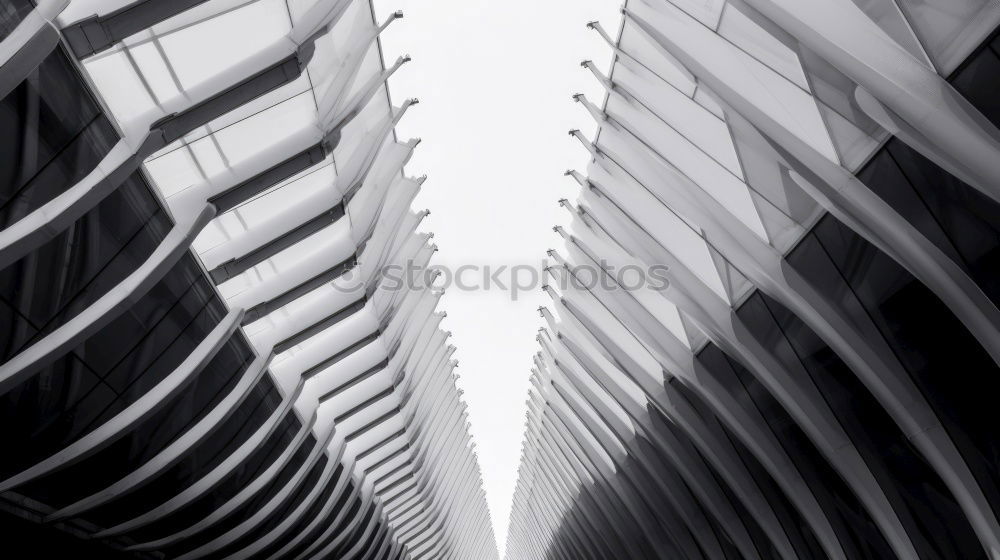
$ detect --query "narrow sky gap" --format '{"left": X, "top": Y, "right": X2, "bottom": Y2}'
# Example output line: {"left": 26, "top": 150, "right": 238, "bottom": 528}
{"left": 372, "top": 0, "right": 620, "bottom": 552}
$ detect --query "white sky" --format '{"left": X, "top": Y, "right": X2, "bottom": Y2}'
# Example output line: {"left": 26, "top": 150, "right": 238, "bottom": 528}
{"left": 372, "top": 0, "right": 621, "bottom": 554}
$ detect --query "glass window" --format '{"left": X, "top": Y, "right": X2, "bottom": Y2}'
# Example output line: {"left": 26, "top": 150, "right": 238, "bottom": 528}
{"left": 0, "top": 351, "right": 108, "bottom": 479}
{"left": 648, "top": 401, "right": 771, "bottom": 558}
{"left": 257, "top": 463, "right": 345, "bottom": 558}
{"left": 349, "top": 515, "right": 384, "bottom": 558}
{"left": 330, "top": 502, "right": 375, "bottom": 557}
{"left": 696, "top": 342, "right": 898, "bottom": 558}
{"left": 0, "top": 175, "right": 169, "bottom": 363}
{"left": 883, "top": 140, "right": 1000, "bottom": 306}
{"left": 0, "top": 508, "right": 138, "bottom": 559}
{"left": 213, "top": 455, "right": 329, "bottom": 558}
{"left": 0, "top": 48, "right": 118, "bottom": 228}
{"left": 0, "top": 258, "right": 222, "bottom": 479}
{"left": 0, "top": 296, "right": 37, "bottom": 359}
{"left": 950, "top": 44, "right": 1000, "bottom": 125}
{"left": 125, "top": 413, "right": 302, "bottom": 543}
{"left": 160, "top": 435, "right": 316, "bottom": 557}
{"left": 856, "top": 149, "right": 965, "bottom": 265}
{"left": 0, "top": 0, "right": 34, "bottom": 41}
{"left": 751, "top": 281, "right": 983, "bottom": 558}
{"left": 85, "top": 377, "right": 281, "bottom": 528}
{"left": 18, "top": 333, "right": 254, "bottom": 508}
{"left": 664, "top": 382, "right": 824, "bottom": 559}
{"left": 282, "top": 477, "right": 357, "bottom": 560}
{"left": 813, "top": 215, "right": 1000, "bottom": 532}
{"left": 72, "top": 255, "right": 208, "bottom": 379}
{"left": 319, "top": 497, "right": 363, "bottom": 551}
{"left": 101, "top": 279, "right": 220, "bottom": 396}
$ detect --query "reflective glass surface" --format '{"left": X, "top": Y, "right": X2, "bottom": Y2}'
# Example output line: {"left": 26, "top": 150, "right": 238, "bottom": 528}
{"left": 0, "top": 0, "right": 34, "bottom": 41}
{"left": 0, "top": 48, "right": 118, "bottom": 228}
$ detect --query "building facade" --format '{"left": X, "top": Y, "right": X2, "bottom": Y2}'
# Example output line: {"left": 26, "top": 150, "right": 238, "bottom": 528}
{"left": 0, "top": 1, "right": 496, "bottom": 559}
{"left": 506, "top": 1, "right": 1000, "bottom": 559}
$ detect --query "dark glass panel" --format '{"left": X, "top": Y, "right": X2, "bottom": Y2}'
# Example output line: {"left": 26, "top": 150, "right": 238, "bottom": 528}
{"left": 659, "top": 383, "right": 822, "bottom": 560}
{"left": 160, "top": 436, "right": 317, "bottom": 557}
{"left": 281, "top": 478, "right": 357, "bottom": 560}
{"left": 126, "top": 413, "right": 302, "bottom": 543}
{"left": 350, "top": 519, "right": 385, "bottom": 560}
{"left": 883, "top": 141, "right": 1000, "bottom": 307}
{"left": 71, "top": 254, "right": 208, "bottom": 379}
{"left": 363, "top": 527, "right": 389, "bottom": 560}
{"left": 332, "top": 502, "right": 376, "bottom": 558}
{"left": 0, "top": 0, "right": 35, "bottom": 41}
{"left": 84, "top": 378, "right": 281, "bottom": 528}
{"left": 696, "top": 343, "right": 897, "bottom": 559}
{"left": 814, "top": 215, "right": 1000, "bottom": 530}
{"left": 951, "top": 46, "right": 1000, "bottom": 127}
{"left": 612, "top": 445, "right": 704, "bottom": 560}
{"left": 710, "top": 438, "right": 806, "bottom": 560}
{"left": 637, "top": 404, "right": 767, "bottom": 560}
{"left": 0, "top": 175, "right": 168, "bottom": 362}
{"left": 856, "top": 149, "right": 965, "bottom": 265}
{"left": 783, "top": 228, "right": 990, "bottom": 558}
{"left": 0, "top": 255, "right": 208, "bottom": 464}
{"left": 257, "top": 463, "right": 346, "bottom": 559}
{"left": 0, "top": 48, "right": 118, "bottom": 227}
{"left": 19, "top": 335, "right": 253, "bottom": 507}
{"left": 0, "top": 267, "right": 213, "bottom": 475}
{"left": 312, "top": 491, "right": 364, "bottom": 556}
{"left": 0, "top": 351, "right": 108, "bottom": 479}
{"left": 745, "top": 281, "right": 981, "bottom": 559}
{"left": 0, "top": 296, "right": 36, "bottom": 358}
{"left": 207, "top": 455, "right": 330, "bottom": 560}
{"left": 0, "top": 115, "right": 118, "bottom": 229}
{"left": 0, "top": 509, "right": 136, "bottom": 560}
{"left": 100, "top": 280, "right": 220, "bottom": 396}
